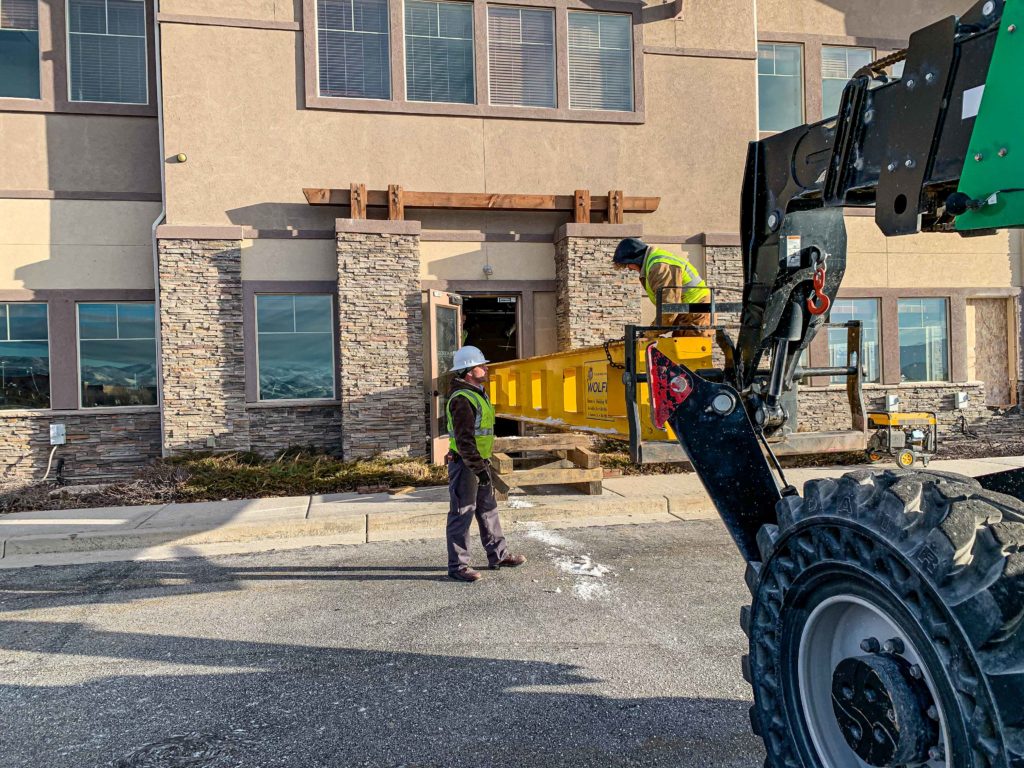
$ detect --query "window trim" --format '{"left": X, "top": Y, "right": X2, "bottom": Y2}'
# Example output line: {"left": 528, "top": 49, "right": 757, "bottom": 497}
{"left": 0, "top": 0, "right": 156, "bottom": 116}
{"left": 756, "top": 41, "right": 805, "bottom": 134}
{"left": 757, "top": 31, "right": 904, "bottom": 137}
{"left": 302, "top": 0, "right": 645, "bottom": 124}
{"left": 897, "top": 296, "right": 951, "bottom": 384}
{"left": 253, "top": 292, "right": 338, "bottom": 403}
{"left": 76, "top": 300, "right": 159, "bottom": 410}
{"left": 404, "top": 0, "right": 476, "bottom": 105}
{"left": 243, "top": 281, "right": 340, "bottom": 405}
{"left": 0, "top": 301, "right": 53, "bottom": 411}
{"left": 65, "top": 0, "right": 151, "bottom": 107}
{"left": 566, "top": 9, "right": 634, "bottom": 112}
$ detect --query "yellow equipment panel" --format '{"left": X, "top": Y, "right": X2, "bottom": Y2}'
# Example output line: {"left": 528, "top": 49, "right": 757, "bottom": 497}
{"left": 487, "top": 337, "right": 714, "bottom": 442}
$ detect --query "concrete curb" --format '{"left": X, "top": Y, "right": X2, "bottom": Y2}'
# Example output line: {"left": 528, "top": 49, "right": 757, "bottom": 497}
{"left": 0, "top": 494, "right": 707, "bottom": 565}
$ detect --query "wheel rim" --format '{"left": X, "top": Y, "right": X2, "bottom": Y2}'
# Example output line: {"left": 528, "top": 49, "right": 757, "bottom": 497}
{"left": 899, "top": 452, "right": 914, "bottom": 467}
{"left": 797, "top": 594, "right": 949, "bottom": 767}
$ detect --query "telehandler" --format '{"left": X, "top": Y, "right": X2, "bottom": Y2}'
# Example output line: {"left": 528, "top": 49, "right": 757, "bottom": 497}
{"left": 644, "top": 1, "right": 1024, "bottom": 764}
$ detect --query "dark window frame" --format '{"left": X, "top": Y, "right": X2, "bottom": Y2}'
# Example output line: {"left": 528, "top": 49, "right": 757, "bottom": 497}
{"left": 253, "top": 292, "right": 338, "bottom": 403}
{"left": 302, "top": 0, "right": 645, "bottom": 124}
{"left": 242, "top": 281, "right": 341, "bottom": 405}
{"left": 76, "top": 300, "right": 159, "bottom": 409}
{"left": 0, "top": 301, "right": 52, "bottom": 411}
{"left": 756, "top": 31, "right": 905, "bottom": 137}
{"left": 0, "top": 0, "right": 157, "bottom": 116}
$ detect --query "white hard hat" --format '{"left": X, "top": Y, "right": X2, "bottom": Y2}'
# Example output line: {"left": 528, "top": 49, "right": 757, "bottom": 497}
{"left": 451, "top": 345, "right": 489, "bottom": 372}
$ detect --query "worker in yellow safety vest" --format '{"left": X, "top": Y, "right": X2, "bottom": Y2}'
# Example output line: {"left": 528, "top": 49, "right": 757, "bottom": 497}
{"left": 444, "top": 345, "right": 527, "bottom": 582}
{"left": 612, "top": 238, "right": 712, "bottom": 337}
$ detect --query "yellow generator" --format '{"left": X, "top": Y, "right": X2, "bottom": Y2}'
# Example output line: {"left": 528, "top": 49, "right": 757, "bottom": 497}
{"left": 866, "top": 411, "right": 938, "bottom": 468}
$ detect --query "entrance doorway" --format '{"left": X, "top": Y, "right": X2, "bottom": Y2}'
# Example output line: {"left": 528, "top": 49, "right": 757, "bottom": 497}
{"left": 461, "top": 295, "right": 520, "bottom": 437}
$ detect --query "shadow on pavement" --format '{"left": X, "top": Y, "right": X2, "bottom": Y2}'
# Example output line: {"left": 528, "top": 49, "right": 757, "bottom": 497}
{"left": 0, "top": 561, "right": 459, "bottom": 614}
{"left": 0, "top": 618, "right": 763, "bottom": 768}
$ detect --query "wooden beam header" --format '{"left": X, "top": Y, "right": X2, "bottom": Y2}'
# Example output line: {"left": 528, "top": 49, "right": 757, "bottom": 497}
{"left": 303, "top": 186, "right": 659, "bottom": 222}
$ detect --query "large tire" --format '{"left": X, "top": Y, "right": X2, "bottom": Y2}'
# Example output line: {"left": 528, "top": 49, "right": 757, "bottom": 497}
{"left": 741, "top": 469, "right": 1024, "bottom": 767}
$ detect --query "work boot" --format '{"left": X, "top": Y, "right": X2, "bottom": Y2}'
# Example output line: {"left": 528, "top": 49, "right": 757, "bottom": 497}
{"left": 449, "top": 568, "right": 482, "bottom": 583}
{"left": 489, "top": 554, "right": 527, "bottom": 570}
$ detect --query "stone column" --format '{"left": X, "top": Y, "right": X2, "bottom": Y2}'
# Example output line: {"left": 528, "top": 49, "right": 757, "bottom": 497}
{"left": 336, "top": 219, "right": 426, "bottom": 459}
{"left": 554, "top": 223, "right": 644, "bottom": 350}
{"left": 158, "top": 236, "right": 250, "bottom": 454}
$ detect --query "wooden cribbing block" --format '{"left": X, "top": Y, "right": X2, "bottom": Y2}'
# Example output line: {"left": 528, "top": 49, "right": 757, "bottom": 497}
{"left": 568, "top": 446, "right": 600, "bottom": 468}
{"left": 491, "top": 452, "right": 514, "bottom": 473}
{"left": 493, "top": 435, "right": 590, "bottom": 453}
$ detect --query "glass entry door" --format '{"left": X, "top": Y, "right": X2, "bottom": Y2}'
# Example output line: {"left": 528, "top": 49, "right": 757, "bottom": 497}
{"left": 425, "top": 290, "right": 463, "bottom": 464}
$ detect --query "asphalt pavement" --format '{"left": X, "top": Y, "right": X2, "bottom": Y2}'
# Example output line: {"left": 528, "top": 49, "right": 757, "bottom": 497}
{"left": 0, "top": 519, "right": 764, "bottom": 768}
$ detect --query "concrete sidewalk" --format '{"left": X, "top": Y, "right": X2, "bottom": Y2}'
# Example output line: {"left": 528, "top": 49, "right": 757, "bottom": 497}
{"left": 2, "top": 455, "right": 1022, "bottom": 569}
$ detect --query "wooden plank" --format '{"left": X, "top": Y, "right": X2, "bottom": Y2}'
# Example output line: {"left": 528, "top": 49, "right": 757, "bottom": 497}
{"left": 608, "top": 190, "right": 624, "bottom": 224}
{"left": 387, "top": 184, "right": 404, "bottom": 220}
{"left": 350, "top": 183, "right": 367, "bottom": 219}
{"left": 490, "top": 452, "right": 514, "bottom": 474}
{"left": 568, "top": 446, "right": 600, "bottom": 469}
{"left": 574, "top": 481, "right": 603, "bottom": 496}
{"left": 493, "top": 435, "right": 590, "bottom": 452}
{"left": 574, "top": 189, "right": 591, "bottom": 223}
{"left": 303, "top": 187, "right": 660, "bottom": 215}
{"left": 404, "top": 192, "right": 562, "bottom": 211}
{"left": 491, "top": 472, "right": 510, "bottom": 501}
{"left": 504, "top": 466, "right": 604, "bottom": 486}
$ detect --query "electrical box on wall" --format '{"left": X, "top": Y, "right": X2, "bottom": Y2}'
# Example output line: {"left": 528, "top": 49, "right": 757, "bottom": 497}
{"left": 49, "top": 424, "right": 66, "bottom": 446}
{"left": 956, "top": 391, "right": 970, "bottom": 410}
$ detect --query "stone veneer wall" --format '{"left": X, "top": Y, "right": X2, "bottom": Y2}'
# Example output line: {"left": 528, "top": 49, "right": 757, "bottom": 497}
{"left": 248, "top": 405, "right": 343, "bottom": 457}
{"left": 336, "top": 220, "right": 425, "bottom": 459}
{"left": 797, "top": 382, "right": 990, "bottom": 440}
{"left": 555, "top": 224, "right": 644, "bottom": 350}
{"left": 0, "top": 410, "right": 161, "bottom": 483}
{"left": 158, "top": 239, "right": 250, "bottom": 453}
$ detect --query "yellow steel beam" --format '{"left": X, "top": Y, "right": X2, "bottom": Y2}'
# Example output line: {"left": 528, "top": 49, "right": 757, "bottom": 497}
{"left": 487, "top": 337, "right": 713, "bottom": 443}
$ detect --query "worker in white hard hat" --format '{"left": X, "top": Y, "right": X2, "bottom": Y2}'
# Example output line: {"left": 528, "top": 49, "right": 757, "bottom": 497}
{"left": 445, "top": 345, "right": 526, "bottom": 582}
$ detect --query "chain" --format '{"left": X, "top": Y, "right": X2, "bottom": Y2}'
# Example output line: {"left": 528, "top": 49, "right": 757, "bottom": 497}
{"left": 854, "top": 49, "right": 908, "bottom": 79}
{"left": 603, "top": 337, "right": 626, "bottom": 370}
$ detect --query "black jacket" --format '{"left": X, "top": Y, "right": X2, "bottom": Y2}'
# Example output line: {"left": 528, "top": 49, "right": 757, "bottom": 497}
{"left": 447, "top": 377, "right": 489, "bottom": 473}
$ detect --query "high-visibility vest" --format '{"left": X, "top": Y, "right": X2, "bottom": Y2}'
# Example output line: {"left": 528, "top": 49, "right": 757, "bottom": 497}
{"left": 446, "top": 387, "right": 496, "bottom": 459}
{"left": 643, "top": 248, "right": 709, "bottom": 307}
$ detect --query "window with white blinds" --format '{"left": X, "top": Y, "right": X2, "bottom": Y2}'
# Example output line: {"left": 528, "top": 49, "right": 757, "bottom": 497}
{"left": 821, "top": 46, "right": 873, "bottom": 118}
{"left": 0, "top": 0, "right": 41, "bottom": 98}
{"left": 487, "top": 6, "right": 554, "bottom": 108}
{"left": 567, "top": 12, "right": 631, "bottom": 112}
{"left": 67, "top": 0, "right": 148, "bottom": 104}
{"left": 318, "top": 0, "right": 391, "bottom": 100}
{"left": 405, "top": 0, "right": 474, "bottom": 104}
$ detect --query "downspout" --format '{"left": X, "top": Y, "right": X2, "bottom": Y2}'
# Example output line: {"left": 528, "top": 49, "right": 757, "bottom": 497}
{"left": 150, "top": 0, "right": 168, "bottom": 457}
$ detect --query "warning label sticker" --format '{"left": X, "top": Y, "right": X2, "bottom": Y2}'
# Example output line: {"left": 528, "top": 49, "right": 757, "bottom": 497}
{"left": 584, "top": 362, "right": 611, "bottom": 421}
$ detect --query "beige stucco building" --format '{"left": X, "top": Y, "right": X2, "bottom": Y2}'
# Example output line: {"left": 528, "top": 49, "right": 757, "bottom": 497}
{"left": 1, "top": 0, "right": 1020, "bottom": 480}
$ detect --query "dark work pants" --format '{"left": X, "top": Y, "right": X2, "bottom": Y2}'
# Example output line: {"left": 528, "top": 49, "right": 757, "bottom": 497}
{"left": 446, "top": 456, "right": 508, "bottom": 573}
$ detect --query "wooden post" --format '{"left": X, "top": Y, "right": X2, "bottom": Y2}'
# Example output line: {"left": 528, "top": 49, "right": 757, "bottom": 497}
{"left": 574, "top": 189, "right": 591, "bottom": 223}
{"left": 388, "top": 184, "right": 405, "bottom": 220}
{"left": 608, "top": 190, "right": 623, "bottom": 224}
{"left": 350, "top": 183, "right": 367, "bottom": 219}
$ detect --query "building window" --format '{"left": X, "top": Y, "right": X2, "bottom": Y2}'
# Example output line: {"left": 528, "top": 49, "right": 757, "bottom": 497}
{"left": 821, "top": 46, "right": 873, "bottom": 118}
{"left": 67, "top": 0, "right": 147, "bottom": 104}
{"left": 487, "top": 6, "right": 555, "bottom": 108}
{"left": 828, "top": 299, "right": 880, "bottom": 384}
{"left": 0, "top": 0, "right": 40, "bottom": 98}
{"left": 405, "top": 0, "right": 473, "bottom": 104}
{"left": 317, "top": 0, "right": 391, "bottom": 100}
{"left": 898, "top": 298, "right": 949, "bottom": 382}
{"left": 78, "top": 302, "right": 157, "bottom": 407}
{"left": 567, "top": 11, "right": 632, "bottom": 112}
{"left": 256, "top": 295, "right": 335, "bottom": 401}
{"left": 0, "top": 303, "right": 49, "bottom": 409}
{"left": 757, "top": 43, "right": 803, "bottom": 132}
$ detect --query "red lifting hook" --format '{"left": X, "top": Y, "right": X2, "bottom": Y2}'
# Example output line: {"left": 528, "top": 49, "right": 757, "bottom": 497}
{"left": 807, "top": 263, "right": 831, "bottom": 316}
